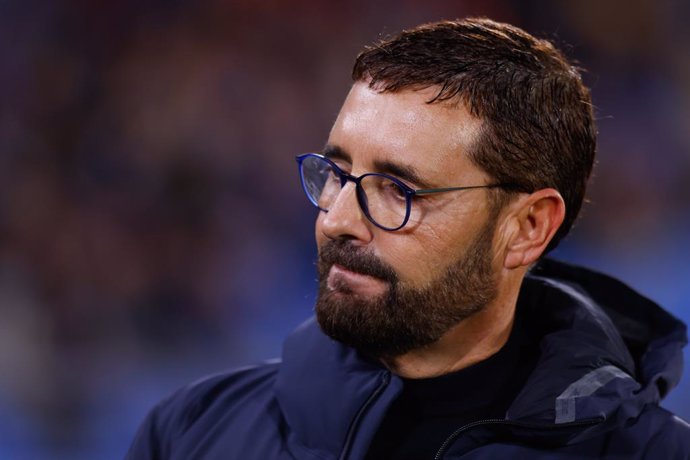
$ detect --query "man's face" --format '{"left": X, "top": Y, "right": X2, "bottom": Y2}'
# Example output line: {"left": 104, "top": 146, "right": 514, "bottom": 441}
{"left": 314, "top": 82, "right": 501, "bottom": 359}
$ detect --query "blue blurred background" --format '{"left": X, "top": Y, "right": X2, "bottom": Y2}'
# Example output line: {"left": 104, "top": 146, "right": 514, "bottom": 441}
{"left": 0, "top": 0, "right": 688, "bottom": 458}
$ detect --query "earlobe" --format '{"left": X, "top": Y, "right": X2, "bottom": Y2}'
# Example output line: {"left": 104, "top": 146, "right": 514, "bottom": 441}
{"left": 503, "top": 189, "right": 565, "bottom": 269}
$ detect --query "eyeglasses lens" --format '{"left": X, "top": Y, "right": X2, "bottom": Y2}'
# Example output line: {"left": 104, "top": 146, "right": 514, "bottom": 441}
{"left": 359, "top": 175, "right": 408, "bottom": 229}
{"left": 300, "top": 156, "right": 409, "bottom": 230}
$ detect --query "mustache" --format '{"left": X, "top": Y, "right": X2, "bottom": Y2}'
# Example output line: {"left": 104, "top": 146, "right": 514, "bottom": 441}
{"left": 317, "top": 240, "right": 397, "bottom": 283}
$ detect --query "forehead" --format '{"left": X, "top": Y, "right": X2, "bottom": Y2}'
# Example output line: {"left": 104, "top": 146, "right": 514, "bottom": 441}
{"left": 327, "top": 82, "right": 485, "bottom": 183}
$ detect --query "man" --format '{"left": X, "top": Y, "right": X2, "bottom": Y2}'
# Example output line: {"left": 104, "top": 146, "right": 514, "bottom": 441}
{"left": 127, "top": 18, "right": 690, "bottom": 459}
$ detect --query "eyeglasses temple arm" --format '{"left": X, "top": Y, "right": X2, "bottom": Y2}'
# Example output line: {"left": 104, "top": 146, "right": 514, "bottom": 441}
{"left": 413, "top": 184, "right": 508, "bottom": 196}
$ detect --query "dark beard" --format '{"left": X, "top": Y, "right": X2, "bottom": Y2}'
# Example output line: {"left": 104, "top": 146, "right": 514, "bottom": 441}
{"left": 315, "top": 218, "right": 498, "bottom": 359}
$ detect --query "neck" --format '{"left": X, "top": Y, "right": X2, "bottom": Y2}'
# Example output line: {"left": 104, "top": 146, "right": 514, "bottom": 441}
{"left": 382, "top": 268, "right": 525, "bottom": 379}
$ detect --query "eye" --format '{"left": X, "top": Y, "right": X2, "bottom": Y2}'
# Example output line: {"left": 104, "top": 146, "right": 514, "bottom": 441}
{"left": 381, "top": 178, "right": 407, "bottom": 201}
{"left": 324, "top": 165, "right": 338, "bottom": 179}
{"left": 319, "top": 163, "right": 342, "bottom": 185}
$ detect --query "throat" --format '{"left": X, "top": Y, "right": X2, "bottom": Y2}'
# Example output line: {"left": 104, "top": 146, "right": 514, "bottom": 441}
{"left": 382, "top": 300, "right": 516, "bottom": 379}
{"left": 365, "top": 303, "right": 540, "bottom": 460}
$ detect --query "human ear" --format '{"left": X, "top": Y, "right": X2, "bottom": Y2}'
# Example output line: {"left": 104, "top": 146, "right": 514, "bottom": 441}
{"left": 502, "top": 188, "right": 565, "bottom": 269}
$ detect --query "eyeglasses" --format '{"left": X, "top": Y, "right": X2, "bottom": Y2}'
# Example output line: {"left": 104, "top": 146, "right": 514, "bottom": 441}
{"left": 296, "top": 153, "right": 517, "bottom": 231}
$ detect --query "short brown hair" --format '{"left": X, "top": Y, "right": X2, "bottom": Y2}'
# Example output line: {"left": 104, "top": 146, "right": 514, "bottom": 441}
{"left": 352, "top": 18, "right": 596, "bottom": 252}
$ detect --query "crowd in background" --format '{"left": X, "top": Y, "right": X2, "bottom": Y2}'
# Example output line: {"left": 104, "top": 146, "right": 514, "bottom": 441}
{"left": 0, "top": 0, "right": 688, "bottom": 458}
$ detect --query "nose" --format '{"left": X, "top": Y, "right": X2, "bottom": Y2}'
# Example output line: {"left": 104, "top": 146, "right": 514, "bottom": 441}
{"left": 318, "top": 182, "right": 374, "bottom": 244}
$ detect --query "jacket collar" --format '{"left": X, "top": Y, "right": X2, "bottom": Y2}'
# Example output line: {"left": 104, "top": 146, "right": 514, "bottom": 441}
{"left": 503, "top": 258, "right": 687, "bottom": 445}
{"left": 275, "top": 318, "right": 403, "bottom": 459}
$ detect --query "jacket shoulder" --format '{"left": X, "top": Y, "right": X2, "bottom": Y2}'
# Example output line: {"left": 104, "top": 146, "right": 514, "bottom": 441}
{"left": 638, "top": 407, "right": 690, "bottom": 459}
{"left": 162, "top": 360, "right": 280, "bottom": 428}
{"left": 126, "top": 360, "right": 281, "bottom": 459}
{"left": 601, "top": 405, "right": 690, "bottom": 459}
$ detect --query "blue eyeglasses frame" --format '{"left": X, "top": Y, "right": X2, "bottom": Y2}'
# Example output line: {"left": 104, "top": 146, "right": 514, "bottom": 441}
{"left": 296, "top": 153, "right": 519, "bottom": 231}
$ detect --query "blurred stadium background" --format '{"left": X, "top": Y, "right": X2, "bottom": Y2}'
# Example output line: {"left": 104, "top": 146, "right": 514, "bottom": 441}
{"left": 0, "top": 0, "right": 689, "bottom": 458}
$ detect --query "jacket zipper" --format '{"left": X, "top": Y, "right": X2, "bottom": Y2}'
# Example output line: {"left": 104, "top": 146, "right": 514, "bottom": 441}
{"left": 433, "top": 416, "right": 604, "bottom": 459}
{"left": 338, "top": 371, "right": 391, "bottom": 460}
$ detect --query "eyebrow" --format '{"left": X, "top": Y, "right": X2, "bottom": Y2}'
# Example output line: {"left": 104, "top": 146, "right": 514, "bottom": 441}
{"left": 322, "top": 144, "right": 350, "bottom": 163}
{"left": 321, "top": 144, "right": 432, "bottom": 189}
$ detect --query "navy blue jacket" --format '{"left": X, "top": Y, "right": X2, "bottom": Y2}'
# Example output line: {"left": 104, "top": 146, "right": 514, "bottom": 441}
{"left": 126, "top": 259, "right": 690, "bottom": 459}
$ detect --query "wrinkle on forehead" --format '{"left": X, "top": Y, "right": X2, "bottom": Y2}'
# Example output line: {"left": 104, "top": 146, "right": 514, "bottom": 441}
{"left": 333, "top": 83, "right": 484, "bottom": 177}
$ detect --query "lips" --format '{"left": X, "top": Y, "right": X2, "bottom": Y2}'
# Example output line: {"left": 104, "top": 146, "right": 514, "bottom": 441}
{"left": 327, "top": 264, "right": 390, "bottom": 297}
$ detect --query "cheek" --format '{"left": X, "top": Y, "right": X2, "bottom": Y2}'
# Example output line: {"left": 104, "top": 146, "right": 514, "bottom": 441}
{"left": 380, "top": 231, "right": 455, "bottom": 284}
{"left": 314, "top": 215, "right": 328, "bottom": 253}
{"left": 401, "top": 204, "right": 493, "bottom": 269}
